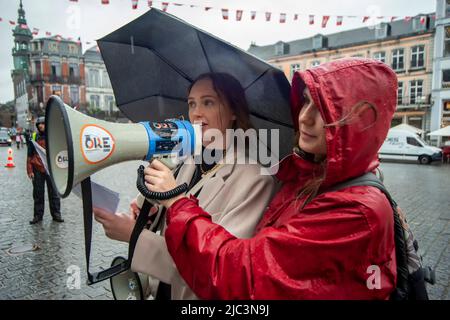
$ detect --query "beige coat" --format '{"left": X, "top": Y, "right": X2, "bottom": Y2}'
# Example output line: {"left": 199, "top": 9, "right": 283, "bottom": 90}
{"left": 131, "top": 148, "right": 277, "bottom": 299}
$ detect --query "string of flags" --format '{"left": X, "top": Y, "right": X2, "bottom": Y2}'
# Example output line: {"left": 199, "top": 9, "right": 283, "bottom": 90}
{"left": 0, "top": 0, "right": 434, "bottom": 49}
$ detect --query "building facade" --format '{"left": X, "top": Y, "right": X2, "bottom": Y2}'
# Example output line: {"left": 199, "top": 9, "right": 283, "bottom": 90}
{"left": 249, "top": 15, "right": 435, "bottom": 134}
{"left": 431, "top": 0, "right": 450, "bottom": 145}
{"left": 83, "top": 46, "right": 117, "bottom": 115}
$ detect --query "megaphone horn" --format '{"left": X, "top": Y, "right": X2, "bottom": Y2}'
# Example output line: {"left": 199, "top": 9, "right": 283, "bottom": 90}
{"left": 45, "top": 95, "right": 201, "bottom": 198}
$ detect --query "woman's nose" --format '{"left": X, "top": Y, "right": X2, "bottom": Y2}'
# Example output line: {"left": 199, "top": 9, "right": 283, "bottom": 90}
{"left": 299, "top": 104, "right": 314, "bottom": 126}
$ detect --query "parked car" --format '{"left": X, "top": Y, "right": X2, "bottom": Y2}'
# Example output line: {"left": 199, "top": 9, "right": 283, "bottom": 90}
{"left": 0, "top": 131, "right": 12, "bottom": 146}
{"left": 378, "top": 129, "right": 442, "bottom": 164}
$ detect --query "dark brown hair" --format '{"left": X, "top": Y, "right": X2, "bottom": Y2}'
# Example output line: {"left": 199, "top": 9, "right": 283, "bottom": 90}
{"left": 188, "top": 73, "right": 253, "bottom": 130}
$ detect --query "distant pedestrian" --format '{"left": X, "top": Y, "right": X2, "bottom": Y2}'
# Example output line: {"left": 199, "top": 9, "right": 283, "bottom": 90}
{"left": 27, "top": 117, "right": 64, "bottom": 224}
{"left": 15, "top": 133, "right": 21, "bottom": 149}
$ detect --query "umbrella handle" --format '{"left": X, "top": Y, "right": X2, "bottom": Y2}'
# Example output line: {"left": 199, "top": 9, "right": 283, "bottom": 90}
{"left": 136, "top": 165, "right": 188, "bottom": 200}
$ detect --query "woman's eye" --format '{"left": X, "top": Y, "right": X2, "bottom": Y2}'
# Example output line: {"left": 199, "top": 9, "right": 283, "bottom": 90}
{"left": 188, "top": 102, "right": 195, "bottom": 108}
{"left": 204, "top": 99, "right": 214, "bottom": 107}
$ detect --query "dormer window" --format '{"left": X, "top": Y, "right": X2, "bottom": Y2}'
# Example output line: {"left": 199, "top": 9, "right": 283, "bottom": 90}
{"left": 312, "top": 35, "right": 326, "bottom": 50}
{"left": 275, "top": 42, "right": 289, "bottom": 55}
{"left": 375, "top": 23, "right": 390, "bottom": 39}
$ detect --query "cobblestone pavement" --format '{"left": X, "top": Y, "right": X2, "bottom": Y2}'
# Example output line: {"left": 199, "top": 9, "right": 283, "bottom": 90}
{"left": 0, "top": 146, "right": 448, "bottom": 300}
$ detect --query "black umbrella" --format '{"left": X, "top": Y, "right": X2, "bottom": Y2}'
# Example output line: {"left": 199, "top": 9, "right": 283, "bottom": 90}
{"left": 97, "top": 8, "right": 293, "bottom": 159}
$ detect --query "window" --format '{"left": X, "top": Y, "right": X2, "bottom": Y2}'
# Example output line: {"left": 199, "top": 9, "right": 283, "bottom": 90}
{"left": 105, "top": 95, "right": 115, "bottom": 112}
{"left": 351, "top": 54, "right": 364, "bottom": 58}
{"left": 311, "top": 60, "right": 321, "bottom": 67}
{"left": 88, "top": 69, "right": 100, "bottom": 87}
{"left": 411, "top": 45, "right": 425, "bottom": 69}
{"left": 407, "top": 136, "right": 422, "bottom": 147}
{"left": 69, "top": 63, "right": 79, "bottom": 77}
{"left": 68, "top": 44, "right": 78, "bottom": 55}
{"left": 443, "top": 70, "right": 450, "bottom": 88}
{"left": 312, "top": 35, "right": 325, "bottom": 50}
{"left": 90, "top": 95, "right": 100, "bottom": 108}
{"left": 70, "top": 86, "right": 79, "bottom": 105}
{"left": 373, "top": 51, "right": 386, "bottom": 63}
{"left": 49, "top": 42, "right": 59, "bottom": 52}
{"left": 51, "top": 62, "right": 61, "bottom": 76}
{"left": 375, "top": 23, "right": 389, "bottom": 39}
{"left": 444, "top": 101, "right": 450, "bottom": 111}
{"left": 397, "top": 82, "right": 403, "bottom": 105}
{"left": 409, "top": 80, "right": 423, "bottom": 104}
{"left": 445, "top": 26, "right": 450, "bottom": 57}
{"left": 275, "top": 42, "right": 288, "bottom": 55}
{"left": 290, "top": 64, "right": 301, "bottom": 78}
{"left": 102, "top": 71, "right": 111, "bottom": 88}
{"left": 412, "top": 16, "right": 427, "bottom": 31}
{"left": 392, "top": 49, "right": 404, "bottom": 71}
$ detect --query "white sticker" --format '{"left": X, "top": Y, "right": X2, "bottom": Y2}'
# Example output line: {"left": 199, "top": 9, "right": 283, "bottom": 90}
{"left": 55, "top": 150, "right": 69, "bottom": 169}
{"left": 81, "top": 125, "right": 115, "bottom": 164}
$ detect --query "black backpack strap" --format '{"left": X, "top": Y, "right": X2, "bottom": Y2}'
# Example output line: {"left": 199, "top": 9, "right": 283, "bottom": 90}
{"left": 322, "top": 172, "right": 409, "bottom": 300}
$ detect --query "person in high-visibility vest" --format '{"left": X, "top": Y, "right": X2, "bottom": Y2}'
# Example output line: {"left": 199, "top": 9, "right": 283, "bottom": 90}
{"left": 27, "top": 117, "right": 64, "bottom": 224}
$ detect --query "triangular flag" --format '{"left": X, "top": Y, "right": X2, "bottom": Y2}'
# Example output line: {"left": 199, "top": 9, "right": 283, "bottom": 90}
{"left": 222, "top": 9, "right": 229, "bottom": 20}
{"left": 336, "top": 16, "right": 343, "bottom": 26}
{"left": 322, "top": 16, "right": 330, "bottom": 28}
{"left": 46, "top": 31, "right": 51, "bottom": 36}
{"left": 32, "top": 28, "right": 39, "bottom": 35}
{"left": 161, "top": 2, "right": 169, "bottom": 12}
{"left": 205, "top": 7, "right": 212, "bottom": 11}
{"left": 9, "top": 20, "right": 16, "bottom": 25}
{"left": 101, "top": 0, "right": 109, "bottom": 4}
{"left": 148, "top": 0, "right": 152, "bottom": 7}
{"left": 391, "top": 16, "right": 397, "bottom": 22}
{"left": 236, "top": 10, "right": 243, "bottom": 21}
{"left": 309, "top": 15, "right": 314, "bottom": 25}
{"left": 404, "top": 16, "right": 412, "bottom": 22}
{"left": 280, "top": 13, "right": 286, "bottom": 23}
{"left": 363, "top": 16, "right": 370, "bottom": 23}
{"left": 131, "top": 0, "right": 138, "bottom": 10}
{"left": 173, "top": 3, "right": 183, "bottom": 6}
{"left": 420, "top": 16, "right": 426, "bottom": 25}
{"left": 70, "top": 0, "right": 78, "bottom": 2}
{"left": 0, "top": 17, "right": 3, "bottom": 22}
{"left": 265, "top": 12, "right": 272, "bottom": 22}
{"left": 251, "top": 11, "right": 256, "bottom": 20}
{"left": 294, "top": 14, "right": 298, "bottom": 21}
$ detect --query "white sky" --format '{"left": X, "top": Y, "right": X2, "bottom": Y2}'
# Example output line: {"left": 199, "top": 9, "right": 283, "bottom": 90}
{"left": 0, "top": 0, "right": 435, "bottom": 103}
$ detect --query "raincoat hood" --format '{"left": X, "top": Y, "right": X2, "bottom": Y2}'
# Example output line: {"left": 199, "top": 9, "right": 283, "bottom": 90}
{"left": 282, "top": 58, "right": 397, "bottom": 188}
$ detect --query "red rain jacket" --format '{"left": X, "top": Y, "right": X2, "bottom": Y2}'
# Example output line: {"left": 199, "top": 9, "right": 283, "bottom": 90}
{"left": 165, "top": 58, "right": 398, "bottom": 299}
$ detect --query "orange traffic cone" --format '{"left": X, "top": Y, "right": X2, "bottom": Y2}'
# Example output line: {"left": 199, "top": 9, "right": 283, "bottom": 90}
{"left": 5, "top": 148, "right": 15, "bottom": 168}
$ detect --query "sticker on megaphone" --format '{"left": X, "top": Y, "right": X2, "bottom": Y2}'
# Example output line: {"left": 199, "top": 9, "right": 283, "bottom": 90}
{"left": 55, "top": 150, "right": 69, "bottom": 169}
{"left": 81, "top": 124, "right": 116, "bottom": 164}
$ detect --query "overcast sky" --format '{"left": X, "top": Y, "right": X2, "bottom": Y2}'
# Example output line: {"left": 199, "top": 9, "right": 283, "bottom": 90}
{"left": 0, "top": 0, "right": 435, "bottom": 103}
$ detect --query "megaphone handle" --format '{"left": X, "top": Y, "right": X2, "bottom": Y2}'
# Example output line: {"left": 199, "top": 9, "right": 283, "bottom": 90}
{"left": 136, "top": 165, "right": 187, "bottom": 200}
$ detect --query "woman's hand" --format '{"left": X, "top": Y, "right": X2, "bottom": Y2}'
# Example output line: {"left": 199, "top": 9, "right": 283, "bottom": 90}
{"left": 93, "top": 207, "right": 135, "bottom": 243}
{"left": 144, "top": 159, "right": 185, "bottom": 208}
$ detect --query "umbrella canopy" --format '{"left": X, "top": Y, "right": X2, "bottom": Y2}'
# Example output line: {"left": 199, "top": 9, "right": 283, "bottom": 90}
{"left": 97, "top": 9, "right": 293, "bottom": 159}
{"left": 427, "top": 125, "right": 450, "bottom": 137}
{"left": 391, "top": 123, "right": 424, "bottom": 135}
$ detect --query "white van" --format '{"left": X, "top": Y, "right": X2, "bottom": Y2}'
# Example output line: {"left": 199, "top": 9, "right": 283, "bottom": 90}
{"left": 378, "top": 129, "right": 442, "bottom": 164}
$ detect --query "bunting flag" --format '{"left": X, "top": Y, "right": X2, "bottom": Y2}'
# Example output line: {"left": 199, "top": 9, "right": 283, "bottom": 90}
{"left": 148, "top": 0, "right": 153, "bottom": 7}
{"left": 161, "top": 2, "right": 169, "bottom": 12}
{"left": 0, "top": 17, "right": 3, "bottom": 22}
{"left": 222, "top": 9, "right": 229, "bottom": 20}
{"left": 404, "top": 16, "right": 412, "bottom": 22}
{"left": 70, "top": 0, "right": 78, "bottom": 2}
{"left": 236, "top": 10, "right": 243, "bottom": 21}
{"left": 420, "top": 16, "right": 426, "bottom": 25}
{"left": 280, "top": 13, "right": 286, "bottom": 24}
{"left": 251, "top": 11, "right": 256, "bottom": 20}
{"left": 173, "top": 3, "right": 183, "bottom": 6}
{"left": 101, "top": 0, "right": 109, "bottom": 4}
{"left": 55, "top": 35, "right": 62, "bottom": 42}
{"left": 9, "top": 20, "right": 16, "bottom": 25}
{"left": 391, "top": 16, "right": 397, "bottom": 22}
{"left": 204, "top": 7, "right": 212, "bottom": 11}
{"left": 265, "top": 12, "right": 271, "bottom": 22}
{"left": 322, "top": 15, "right": 330, "bottom": 28}
{"left": 46, "top": 31, "right": 51, "bottom": 36}
{"left": 336, "top": 16, "right": 343, "bottom": 26}
{"left": 131, "top": 0, "right": 138, "bottom": 10}
{"left": 309, "top": 15, "right": 314, "bottom": 25}
{"left": 32, "top": 27, "right": 39, "bottom": 35}
{"left": 294, "top": 14, "right": 298, "bottom": 21}
{"left": 362, "top": 16, "right": 370, "bottom": 23}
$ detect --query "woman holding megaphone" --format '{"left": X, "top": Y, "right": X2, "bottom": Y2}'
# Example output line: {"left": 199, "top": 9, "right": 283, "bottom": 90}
{"left": 93, "top": 72, "right": 277, "bottom": 299}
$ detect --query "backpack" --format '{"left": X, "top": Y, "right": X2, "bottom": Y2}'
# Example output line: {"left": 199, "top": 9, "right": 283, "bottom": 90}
{"left": 323, "top": 171, "right": 436, "bottom": 300}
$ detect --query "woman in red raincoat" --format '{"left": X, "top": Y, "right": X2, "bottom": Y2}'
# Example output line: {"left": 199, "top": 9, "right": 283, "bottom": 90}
{"left": 145, "top": 58, "right": 398, "bottom": 299}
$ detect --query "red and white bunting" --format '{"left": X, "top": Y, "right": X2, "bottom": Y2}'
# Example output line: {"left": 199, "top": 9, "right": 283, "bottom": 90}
{"left": 236, "top": 10, "right": 243, "bottom": 21}
{"left": 280, "top": 13, "right": 286, "bottom": 23}
{"left": 404, "top": 16, "right": 412, "bottom": 22}
{"left": 309, "top": 15, "right": 314, "bottom": 25}
{"left": 55, "top": 35, "right": 62, "bottom": 42}
{"left": 148, "top": 1, "right": 152, "bottom": 7}
{"left": 161, "top": 2, "right": 169, "bottom": 12}
{"left": 294, "top": 14, "right": 298, "bottom": 21}
{"left": 32, "top": 27, "right": 39, "bottom": 35}
{"left": 46, "top": 31, "right": 51, "bottom": 36}
{"left": 391, "top": 16, "right": 397, "bottom": 22}
{"left": 336, "top": 16, "right": 343, "bottom": 26}
{"left": 205, "top": 7, "right": 212, "bottom": 11}
{"left": 420, "top": 16, "right": 426, "bottom": 25}
{"left": 251, "top": 11, "right": 256, "bottom": 20}
{"left": 9, "top": 20, "right": 16, "bottom": 25}
{"left": 362, "top": 16, "right": 370, "bottom": 23}
{"left": 101, "top": 0, "right": 109, "bottom": 4}
{"left": 173, "top": 3, "right": 183, "bottom": 6}
{"left": 222, "top": 9, "right": 229, "bottom": 20}
{"left": 70, "top": 0, "right": 78, "bottom": 2}
{"left": 0, "top": 17, "right": 3, "bottom": 22}
{"left": 322, "top": 16, "right": 330, "bottom": 28}
{"left": 265, "top": 12, "right": 271, "bottom": 22}
{"left": 131, "top": 0, "right": 138, "bottom": 10}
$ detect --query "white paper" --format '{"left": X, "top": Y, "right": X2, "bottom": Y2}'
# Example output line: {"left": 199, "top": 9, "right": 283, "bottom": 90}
{"left": 31, "top": 140, "right": 49, "bottom": 175}
{"left": 72, "top": 181, "right": 120, "bottom": 215}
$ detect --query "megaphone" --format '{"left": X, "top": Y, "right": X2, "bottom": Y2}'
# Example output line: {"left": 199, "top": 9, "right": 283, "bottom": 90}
{"left": 110, "top": 256, "right": 149, "bottom": 300}
{"left": 45, "top": 95, "right": 202, "bottom": 198}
